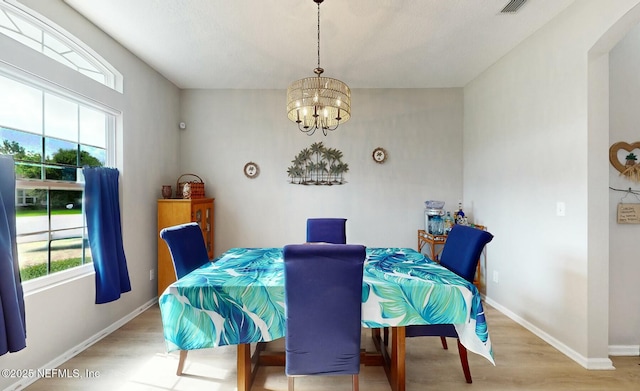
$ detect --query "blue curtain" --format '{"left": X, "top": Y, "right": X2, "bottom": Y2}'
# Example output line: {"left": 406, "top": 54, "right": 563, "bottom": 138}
{"left": 83, "top": 167, "right": 131, "bottom": 304}
{"left": 0, "top": 155, "right": 26, "bottom": 356}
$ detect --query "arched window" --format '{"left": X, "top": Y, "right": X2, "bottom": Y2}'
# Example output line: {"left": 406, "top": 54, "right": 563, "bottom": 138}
{"left": 0, "top": 0, "right": 122, "bottom": 92}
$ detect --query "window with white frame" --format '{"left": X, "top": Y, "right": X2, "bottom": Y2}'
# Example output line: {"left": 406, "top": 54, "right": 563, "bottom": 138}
{"left": 0, "top": 73, "right": 116, "bottom": 282}
{"left": 0, "top": 0, "right": 121, "bottom": 288}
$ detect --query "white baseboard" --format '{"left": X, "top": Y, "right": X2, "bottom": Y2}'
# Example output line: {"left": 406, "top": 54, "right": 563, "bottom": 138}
{"left": 482, "top": 297, "right": 616, "bottom": 370}
{"left": 2, "top": 298, "right": 158, "bottom": 391}
{"left": 609, "top": 345, "right": 640, "bottom": 356}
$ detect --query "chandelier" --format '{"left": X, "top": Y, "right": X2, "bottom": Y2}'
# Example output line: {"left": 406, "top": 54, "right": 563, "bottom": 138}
{"left": 286, "top": 0, "right": 351, "bottom": 136}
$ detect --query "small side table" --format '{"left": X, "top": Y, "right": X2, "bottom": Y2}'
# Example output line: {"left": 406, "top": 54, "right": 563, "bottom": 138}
{"left": 417, "top": 230, "right": 447, "bottom": 262}
{"left": 417, "top": 227, "right": 486, "bottom": 288}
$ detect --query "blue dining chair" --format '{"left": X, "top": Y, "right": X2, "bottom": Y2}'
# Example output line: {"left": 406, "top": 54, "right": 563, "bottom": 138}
{"left": 160, "top": 222, "right": 210, "bottom": 281}
{"left": 159, "top": 222, "right": 212, "bottom": 376}
{"left": 306, "top": 218, "right": 347, "bottom": 244}
{"left": 283, "top": 243, "right": 366, "bottom": 391}
{"left": 406, "top": 224, "right": 493, "bottom": 383}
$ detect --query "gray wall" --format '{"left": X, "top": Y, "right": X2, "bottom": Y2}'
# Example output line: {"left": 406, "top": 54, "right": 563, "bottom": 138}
{"left": 179, "top": 88, "right": 464, "bottom": 252}
{"left": 463, "top": 0, "right": 640, "bottom": 368}
{"left": 0, "top": 1, "right": 181, "bottom": 389}
{"left": 609, "top": 22, "right": 640, "bottom": 352}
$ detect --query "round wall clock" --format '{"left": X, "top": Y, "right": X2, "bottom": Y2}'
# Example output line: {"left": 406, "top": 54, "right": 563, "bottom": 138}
{"left": 372, "top": 147, "right": 387, "bottom": 164}
{"left": 243, "top": 162, "right": 259, "bottom": 178}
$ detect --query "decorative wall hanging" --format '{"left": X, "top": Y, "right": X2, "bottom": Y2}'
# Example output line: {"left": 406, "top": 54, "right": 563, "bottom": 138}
{"left": 244, "top": 162, "right": 259, "bottom": 179}
{"left": 609, "top": 141, "right": 640, "bottom": 182}
{"left": 617, "top": 203, "right": 640, "bottom": 223}
{"left": 287, "top": 141, "right": 348, "bottom": 185}
{"left": 615, "top": 188, "right": 640, "bottom": 224}
{"left": 372, "top": 147, "right": 387, "bottom": 164}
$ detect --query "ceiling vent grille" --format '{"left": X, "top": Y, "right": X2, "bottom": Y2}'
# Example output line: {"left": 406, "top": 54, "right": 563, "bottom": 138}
{"left": 501, "top": 0, "right": 527, "bottom": 13}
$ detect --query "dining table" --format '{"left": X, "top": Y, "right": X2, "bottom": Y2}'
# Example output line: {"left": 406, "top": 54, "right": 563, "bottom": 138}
{"left": 158, "top": 247, "right": 494, "bottom": 391}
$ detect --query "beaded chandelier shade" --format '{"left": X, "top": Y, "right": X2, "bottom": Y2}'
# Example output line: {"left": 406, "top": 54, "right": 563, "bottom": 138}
{"left": 286, "top": 0, "right": 351, "bottom": 136}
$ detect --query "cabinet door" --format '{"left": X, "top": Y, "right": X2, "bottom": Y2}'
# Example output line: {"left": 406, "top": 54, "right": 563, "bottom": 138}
{"left": 191, "top": 200, "right": 214, "bottom": 259}
{"left": 204, "top": 203, "right": 213, "bottom": 255}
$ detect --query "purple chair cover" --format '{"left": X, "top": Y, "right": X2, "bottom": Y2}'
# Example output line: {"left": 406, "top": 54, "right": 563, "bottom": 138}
{"left": 306, "top": 218, "right": 347, "bottom": 244}
{"left": 284, "top": 243, "right": 365, "bottom": 376}
{"left": 160, "top": 222, "right": 210, "bottom": 279}
{"left": 438, "top": 225, "right": 494, "bottom": 283}
{"left": 406, "top": 224, "right": 493, "bottom": 383}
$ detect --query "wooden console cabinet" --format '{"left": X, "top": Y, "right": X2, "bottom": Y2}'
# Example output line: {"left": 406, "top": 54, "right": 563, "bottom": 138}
{"left": 157, "top": 198, "right": 214, "bottom": 294}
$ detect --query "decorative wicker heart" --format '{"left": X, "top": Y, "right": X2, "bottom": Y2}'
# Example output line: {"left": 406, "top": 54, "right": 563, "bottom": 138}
{"left": 609, "top": 141, "right": 640, "bottom": 173}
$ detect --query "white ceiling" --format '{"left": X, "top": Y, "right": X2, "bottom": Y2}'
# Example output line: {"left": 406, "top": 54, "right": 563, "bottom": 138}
{"left": 63, "top": 0, "right": 575, "bottom": 90}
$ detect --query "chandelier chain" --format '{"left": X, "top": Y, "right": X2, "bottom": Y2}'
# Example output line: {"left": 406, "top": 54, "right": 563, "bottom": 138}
{"left": 317, "top": 2, "right": 320, "bottom": 71}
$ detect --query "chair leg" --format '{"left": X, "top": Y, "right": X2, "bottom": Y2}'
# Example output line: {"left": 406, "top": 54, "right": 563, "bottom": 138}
{"left": 383, "top": 327, "right": 389, "bottom": 346}
{"left": 440, "top": 336, "right": 448, "bottom": 349}
{"left": 352, "top": 374, "right": 359, "bottom": 391}
{"left": 288, "top": 376, "right": 294, "bottom": 391}
{"left": 176, "top": 350, "right": 188, "bottom": 376}
{"left": 456, "top": 339, "right": 472, "bottom": 383}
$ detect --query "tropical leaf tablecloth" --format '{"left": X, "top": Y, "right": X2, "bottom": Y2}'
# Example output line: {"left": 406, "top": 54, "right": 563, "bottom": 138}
{"left": 159, "top": 247, "right": 494, "bottom": 364}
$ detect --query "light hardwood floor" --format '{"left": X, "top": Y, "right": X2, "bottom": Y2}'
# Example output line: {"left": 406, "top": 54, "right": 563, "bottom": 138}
{"left": 26, "top": 303, "right": 639, "bottom": 391}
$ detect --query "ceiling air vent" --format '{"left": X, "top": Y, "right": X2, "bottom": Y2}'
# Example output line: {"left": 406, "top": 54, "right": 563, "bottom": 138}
{"left": 501, "top": 0, "right": 527, "bottom": 13}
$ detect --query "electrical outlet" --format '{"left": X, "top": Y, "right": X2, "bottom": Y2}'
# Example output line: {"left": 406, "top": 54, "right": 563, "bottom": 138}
{"left": 493, "top": 270, "right": 499, "bottom": 283}
{"left": 149, "top": 269, "right": 155, "bottom": 281}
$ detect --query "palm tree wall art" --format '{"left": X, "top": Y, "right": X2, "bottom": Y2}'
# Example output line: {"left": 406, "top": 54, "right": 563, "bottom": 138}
{"left": 287, "top": 142, "right": 349, "bottom": 185}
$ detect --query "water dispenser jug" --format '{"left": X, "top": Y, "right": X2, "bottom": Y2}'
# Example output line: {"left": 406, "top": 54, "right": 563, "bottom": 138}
{"left": 424, "top": 200, "right": 445, "bottom": 235}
